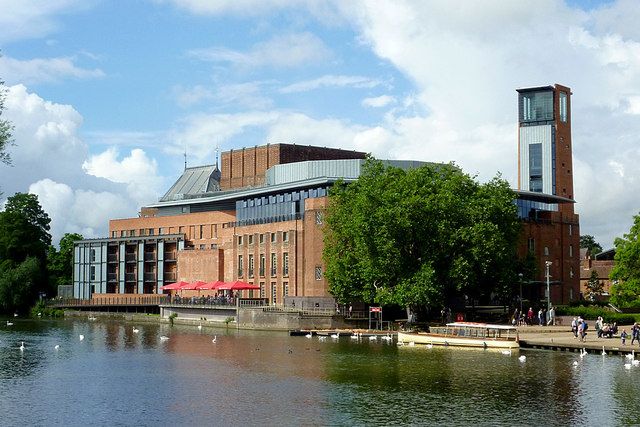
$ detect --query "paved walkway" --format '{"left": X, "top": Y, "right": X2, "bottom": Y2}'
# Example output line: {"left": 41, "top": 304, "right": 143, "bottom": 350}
{"left": 518, "top": 324, "right": 639, "bottom": 355}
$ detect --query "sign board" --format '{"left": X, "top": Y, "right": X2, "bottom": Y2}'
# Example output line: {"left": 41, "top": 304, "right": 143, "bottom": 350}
{"left": 370, "top": 307, "right": 382, "bottom": 313}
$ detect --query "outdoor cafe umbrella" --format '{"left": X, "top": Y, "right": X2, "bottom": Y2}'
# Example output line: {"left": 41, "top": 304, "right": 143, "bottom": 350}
{"left": 160, "top": 281, "right": 190, "bottom": 290}
{"left": 195, "top": 281, "right": 225, "bottom": 290}
{"left": 216, "top": 281, "right": 260, "bottom": 291}
{"left": 183, "top": 280, "right": 207, "bottom": 290}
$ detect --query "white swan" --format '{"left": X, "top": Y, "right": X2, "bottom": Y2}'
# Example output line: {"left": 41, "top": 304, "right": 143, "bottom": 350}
{"left": 425, "top": 343, "right": 433, "bottom": 349}
{"left": 331, "top": 333, "right": 340, "bottom": 339}
{"left": 305, "top": 333, "right": 312, "bottom": 338}
{"left": 518, "top": 355, "right": 526, "bottom": 362}
{"left": 501, "top": 350, "right": 512, "bottom": 356}
{"left": 602, "top": 346, "right": 606, "bottom": 356}
{"left": 212, "top": 335, "right": 217, "bottom": 343}
{"left": 19, "top": 341, "right": 25, "bottom": 351}
{"left": 350, "top": 332, "right": 360, "bottom": 340}
{"left": 160, "top": 335, "right": 169, "bottom": 341}
{"left": 197, "top": 324, "right": 202, "bottom": 331}
{"left": 579, "top": 348, "right": 587, "bottom": 358}
{"left": 381, "top": 334, "right": 393, "bottom": 342}
{"left": 54, "top": 345, "right": 60, "bottom": 350}
{"left": 625, "top": 350, "right": 635, "bottom": 360}
{"left": 368, "top": 335, "right": 377, "bottom": 341}
{"left": 133, "top": 327, "right": 139, "bottom": 333}
{"left": 573, "top": 361, "right": 579, "bottom": 367}
{"left": 79, "top": 334, "right": 85, "bottom": 341}
{"left": 632, "top": 359, "right": 640, "bottom": 366}
{"left": 408, "top": 341, "right": 416, "bottom": 347}
{"left": 625, "top": 363, "right": 632, "bottom": 370}
{"left": 318, "top": 336, "right": 327, "bottom": 341}
{"left": 6, "top": 321, "right": 13, "bottom": 326}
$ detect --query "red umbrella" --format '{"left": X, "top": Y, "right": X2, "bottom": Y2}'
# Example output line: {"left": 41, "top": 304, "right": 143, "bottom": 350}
{"left": 161, "top": 281, "right": 190, "bottom": 290}
{"left": 181, "top": 280, "right": 206, "bottom": 290}
{"left": 217, "top": 281, "right": 260, "bottom": 291}
{"left": 196, "top": 281, "right": 225, "bottom": 290}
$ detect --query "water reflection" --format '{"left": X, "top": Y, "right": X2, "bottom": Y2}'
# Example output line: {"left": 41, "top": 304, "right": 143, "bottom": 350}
{"left": 2, "top": 318, "right": 640, "bottom": 426}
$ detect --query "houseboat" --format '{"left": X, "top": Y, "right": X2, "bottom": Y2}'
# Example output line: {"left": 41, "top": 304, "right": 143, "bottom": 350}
{"left": 397, "top": 322, "right": 519, "bottom": 349}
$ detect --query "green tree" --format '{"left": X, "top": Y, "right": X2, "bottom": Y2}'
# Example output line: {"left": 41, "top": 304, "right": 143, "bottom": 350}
{"left": 585, "top": 270, "right": 603, "bottom": 301}
{"left": 47, "top": 232, "right": 83, "bottom": 292}
{"left": 0, "top": 257, "right": 43, "bottom": 314}
{"left": 323, "top": 159, "right": 521, "bottom": 314}
{"left": 610, "top": 213, "right": 640, "bottom": 307}
{"left": 0, "top": 69, "right": 13, "bottom": 167}
{"left": 580, "top": 234, "right": 602, "bottom": 256}
{"left": 3, "top": 193, "right": 52, "bottom": 249}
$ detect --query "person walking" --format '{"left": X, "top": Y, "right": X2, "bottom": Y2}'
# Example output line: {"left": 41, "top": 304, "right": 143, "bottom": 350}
{"left": 632, "top": 323, "right": 640, "bottom": 345}
{"left": 548, "top": 306, "right": 556, "bottom": 326}
{"left": 538, "top": 308, "right": 544, "bottom": 326}
{"left": 571, "top": 317, "right": 578, "bottom": 338}
{"left": 527, "top": 307, "right": 534, "bottom": 326}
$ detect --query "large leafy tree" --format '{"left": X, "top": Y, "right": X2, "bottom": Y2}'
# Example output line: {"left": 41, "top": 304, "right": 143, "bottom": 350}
{"left": 48, "top": 232, "right": 83, "bottom": 292}
{"left": 3, "top": 193, "right": 52, "bottom": 250}
{"left": 323, "top": 159, "right": 521, "bottom": 313}
{"left": 0, "top": 257, "right": 42, "bottom": 314}
{"left": 580, "top": 234, "right": 602, "bottom": 256}
{"left": 610, "top": 213, "right": 640, "bottom": 307}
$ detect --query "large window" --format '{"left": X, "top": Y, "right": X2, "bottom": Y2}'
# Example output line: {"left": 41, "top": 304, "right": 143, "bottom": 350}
{"left": 529, "top": 143, "right": 543, "bottom": 192}
{"left": 271, "top": 282, "right": 277, "bottom": 305}
{"left": 559, "top": 91, "right": 568, "bottom": 122}
{"left": 237, "top": 255, "right": 244, "bottom": 277}
{"left": 520, "top": 91, "right": 554, "bottom": 122}
{"left": 282, "top": 252, "right": 289, "bottom": 276}
{"left": 270, "top": 253, "right": 277, "bottom": 277}
{"left": 259, "top": 254, "right": 265, "bottom": 277}
{"left": 248, "top": 254, "right": 254, "bottom": 278}
{"left": 315, "top": 266, "right": 323, "bottom": 281}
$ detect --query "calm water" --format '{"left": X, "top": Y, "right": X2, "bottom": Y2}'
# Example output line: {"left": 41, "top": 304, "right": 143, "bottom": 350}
{"left": 1, "top": 318, "right": 639, "bottom": 426}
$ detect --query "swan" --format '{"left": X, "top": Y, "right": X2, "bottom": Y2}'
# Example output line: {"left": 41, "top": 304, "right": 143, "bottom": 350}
{"left": 19, "top": 341, "right": 25, "bottom": 351}
{"left": 625, "top": 350, "right": 635, "bottom": 360}
{"left": 625, "top": 363, "right": 632, "bottom": 370}
{"left": 331, "top": 333, "right": 340, "bottom": 339}
{"left": 602, "top": 346, "right": 606, "bottom": 356}
{"left": 79, "top": 334, "right": 85, "bottom": 341}
{"left": 133, "top": 327, "right": 139, "bottom": 333}
{"left": 501, "top": 350, "right": 512, "bottom": 356}
{"left": 368, "top": 335, "right": 377, "bottom": 341}
{"left": 381, "top": 334, "right": 393, "bottom": 342}
{"left": 350, "top": 332, "right": 360, "bottom": 340}
{"left": 408, "top": 341, "right": 416, "bottom": 347}
{"left": 318, "top": 336, "right": 327, "bottom": 342}
{"left": 160, "top": 336, "right": 169, "bottom": 341}
{"left": 579, "top": 348, "right": 587, "bottom": 358}
{"left": 573, "top": 361, "right": 579, "bottom": 366}
{"left": 632, "top": 359, "right": 640, "bottom": 366}
{"left": 212, "top": 335, "right": 217, "bottom": 343}
{"left": 425, "top": 343, "right": 433, "bottom": 349}
{"left": 305, "top": 333, "right": 312, "bottom": 338}
{"left": 518, "top": 355, "right": 526, "bottom": 362}
{"left": 6, "top": 321, "right": 13, "bottom": 326}
{"left": 197, "top": 324, "right": 202, "bottom": 331}
{"left": 54, "top": 345, "right": 60, "bottom": 350}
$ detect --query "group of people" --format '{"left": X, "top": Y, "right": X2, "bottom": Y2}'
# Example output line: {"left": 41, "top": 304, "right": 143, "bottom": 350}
{"left": 512, "top": 306, "right": 556, "bottom": 326}
{"left": 594, "top": 316, "right": 618, "bottom": 338}
{"left": 622, "top": 323, "right": 640, "bottom": 345}
{"left": 171, "top": 293, "right": 236, "bottom": 306}
{"left": 571, "top": 316, "right": 589, "bottom": 342}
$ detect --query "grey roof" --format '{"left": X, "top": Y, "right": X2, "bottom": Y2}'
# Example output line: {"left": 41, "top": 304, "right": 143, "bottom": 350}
{"left": 160, "top": 165, "right": 220, "bottom": 202}
{"left": 514, "top": 190, "right": 575, "bottom": 204}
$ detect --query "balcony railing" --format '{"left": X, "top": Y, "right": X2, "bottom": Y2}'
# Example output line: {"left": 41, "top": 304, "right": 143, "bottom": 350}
{"left": 48, "top": 295, "right": 168, "bottom": 307}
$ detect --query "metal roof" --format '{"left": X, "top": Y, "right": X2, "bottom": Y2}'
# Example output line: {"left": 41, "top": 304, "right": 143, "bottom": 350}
{"left": 514, "top": 190, "right": 575, "bottom": 204}
{"left": 160, "top": 165, "right": 219, "bottom": 202}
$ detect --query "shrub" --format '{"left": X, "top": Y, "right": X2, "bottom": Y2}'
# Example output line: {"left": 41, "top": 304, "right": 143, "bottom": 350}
{"left": 556, "top": 305, "right": 638, "bottom": 324}
{"left": 30, "top": 300, "right": 64, "bottom": 318}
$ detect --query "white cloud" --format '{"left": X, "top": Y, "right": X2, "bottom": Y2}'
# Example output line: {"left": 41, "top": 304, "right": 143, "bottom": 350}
{"left": 0, "top": 55, "right": 105, "bottom": 85}
{"left": 82, "top": 148, "right": 163, "bottom": 206}
{"left": 188, "top": 32, "right": 331, "bottom": 68}
{"left": 0, "top": 85, "right": 164, "bottom": 244}
{"left": 172, "top": 82, "right": 273, "bottom": 109}
{"left": 0, "top": 0, "right": 89, "bottom": 43}
{"left": 362, "top": 95, "right": 395, "bottom": 108}
{"left": 280, "top": 75, "right": 383, "bottom": 94}
{"left": 164, "top": 0, "right": 300, "bottom": 16}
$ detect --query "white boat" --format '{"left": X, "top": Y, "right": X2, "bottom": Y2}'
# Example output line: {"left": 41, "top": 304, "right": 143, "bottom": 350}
{"left": 397, "top": 322, "right": 519, "bottom": 349}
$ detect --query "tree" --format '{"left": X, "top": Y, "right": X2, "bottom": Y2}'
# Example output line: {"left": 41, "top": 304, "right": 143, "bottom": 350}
{"left": 0, "top": 257, "right": 43, "bottom": 314}
{"left": 610, "top": 213, "right": 640, "bottom": 307}
{"left": 585, "top": 270, "right": 603, "bottom": 301}
{"left": 0, "top": 68, "right": 13, "bottom": 167}
{"left": 48, "top": 232, "right": 83, "bottom": 293}
{"left": 3, "top": 193, "right": 52, "bottom": 249}
{"left": 580, "top": 235, "right": 602, "bottom": 256}
{"left": 323, "top": 159, "right": 522, "bottom": 314}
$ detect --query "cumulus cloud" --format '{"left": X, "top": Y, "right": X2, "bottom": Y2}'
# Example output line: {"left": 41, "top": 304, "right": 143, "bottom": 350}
{"left": 0, "top": 85, "right": 164, "bottom": 244}
{"left": 280, "top": 75, "right": 384, "bottom": 94}
{"left": 0, "top": 55, "right": 105, "bottom": 85}
{"left": 362, "top": 95, "right": 395, "bottom": 108}
{"left": 188, "top": 32, "right": 332, "bottom": 68}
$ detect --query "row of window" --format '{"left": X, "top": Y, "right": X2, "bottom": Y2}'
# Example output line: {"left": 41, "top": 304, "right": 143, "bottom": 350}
{"left": 112, "top": 224, "right": 220, "bottom": 240}
{"left": 238, "top": 252, "right": 290, "bottom": 278}
{"left": 527, "top": 238, "right": 574, "bottom": 257}
{"left": 238, "top": 231, "right": 289, "bottom": 246}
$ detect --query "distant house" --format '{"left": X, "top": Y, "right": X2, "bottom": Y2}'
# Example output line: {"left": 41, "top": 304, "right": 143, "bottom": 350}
{"left": 579, "top": 248, "right": 615, "bottom": 301}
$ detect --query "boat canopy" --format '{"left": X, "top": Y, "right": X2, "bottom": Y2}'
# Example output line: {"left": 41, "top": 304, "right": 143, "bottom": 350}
{"left": 446, "top": 322, "right": 517, "bottom": 331}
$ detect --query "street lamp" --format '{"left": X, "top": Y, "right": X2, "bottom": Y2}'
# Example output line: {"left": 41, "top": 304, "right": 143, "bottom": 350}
{"left": 518, "top": 273, "right": 523, "bottom": 313}
{"left": 545, "top": 261, "right": 552, "bottom": 313}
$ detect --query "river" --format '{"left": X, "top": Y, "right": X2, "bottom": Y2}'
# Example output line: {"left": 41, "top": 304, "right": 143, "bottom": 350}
{"left": 1, "top": 318, "right": 639, "bottom": 426}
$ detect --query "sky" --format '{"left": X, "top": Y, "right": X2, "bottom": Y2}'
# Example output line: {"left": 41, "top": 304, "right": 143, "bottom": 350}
{"left": 1, "top": 0, "right": 638, "bottom": 249}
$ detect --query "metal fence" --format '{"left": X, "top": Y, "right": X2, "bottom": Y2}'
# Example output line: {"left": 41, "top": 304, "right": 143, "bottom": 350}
{"left": 48, "top": 295, "right": 168, "bottom": 307}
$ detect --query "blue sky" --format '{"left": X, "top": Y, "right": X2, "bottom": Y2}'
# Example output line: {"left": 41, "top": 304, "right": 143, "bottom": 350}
{"left": 1, "top": 0, "right": 639, "bottom": 249}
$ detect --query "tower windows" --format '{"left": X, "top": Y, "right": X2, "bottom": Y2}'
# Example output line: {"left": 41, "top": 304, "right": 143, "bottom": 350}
{"left": 559, "top": 91, "right": 568, "bottom": 122}
{"left": 529, "top": 143, "right": 543, "bottom": 192}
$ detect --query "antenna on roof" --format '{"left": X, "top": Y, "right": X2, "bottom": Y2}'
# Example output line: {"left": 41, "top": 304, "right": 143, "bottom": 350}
{"left": 215, "top": 144, "right": 219, "bottom": 169}
{"left": 184, "top": 147, "right": 187, "bottom": 171}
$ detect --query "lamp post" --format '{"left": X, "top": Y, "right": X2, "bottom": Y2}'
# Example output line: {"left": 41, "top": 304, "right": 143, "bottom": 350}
{"left": 545, "top": 261, "right": 552, "bottom": 313}
{"left": 518, "top": 273, "right": 523, "bottom": 313}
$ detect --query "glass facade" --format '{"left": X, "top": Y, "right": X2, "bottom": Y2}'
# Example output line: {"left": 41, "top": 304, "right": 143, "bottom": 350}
{"left": 529, "top": 143, "right": 543, "bottom": 192}
{"left": 520, "top": 91, "right": 554, "bottom": 123}
{"left": 235, "top": 187, "right": 328, "bottom": 226}
{"left": 515, "top": 198, "right": 558, "bottom": 220}
{"left": 559, "top": 92, "right": 567, "bottom": 122}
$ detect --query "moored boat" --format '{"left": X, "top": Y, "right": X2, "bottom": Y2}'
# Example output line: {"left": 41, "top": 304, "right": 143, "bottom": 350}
{"left": 397, "top": 322, "right": 519, "bottom": 349}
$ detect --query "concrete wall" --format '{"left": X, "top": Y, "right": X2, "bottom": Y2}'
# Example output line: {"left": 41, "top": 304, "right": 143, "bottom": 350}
{"left": 237, "top": 308, "right": 348, "bottom": 331}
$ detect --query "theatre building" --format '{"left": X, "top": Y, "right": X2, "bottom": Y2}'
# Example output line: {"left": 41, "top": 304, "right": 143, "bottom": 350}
{"left": 73, "top": 84, "right": 581, "bottom": 308}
